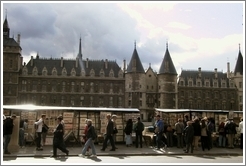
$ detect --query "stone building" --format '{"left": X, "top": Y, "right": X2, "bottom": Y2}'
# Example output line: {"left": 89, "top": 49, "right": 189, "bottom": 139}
{"left": 125, "top": 42, "right": 178, "bottom": 120}
{"left": 2, "top": 17, "right": 243, "bottom": 122}
{"left": 177, "top": 46, "right": 243, "bottom": 111}
{"left": 3, "top": 16, "right": 23, "bottom": 105}
{"left": 18, "top": 38, "right": 125, "bottom": 107}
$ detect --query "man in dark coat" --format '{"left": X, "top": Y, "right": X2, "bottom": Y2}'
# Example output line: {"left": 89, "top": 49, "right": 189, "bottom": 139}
{"left": 3, "top": 114, "right": 16, "bottom": 154}
{"left": 101, "top": 114, "right": 116, "bottom": 151}
{"left": 51, "top": 116, "right": 69, "bottom": 158}
{"left": 184, "top": 121, "right": 194, "bottom": 153}
{"left": 134, "top": 117, "right": 145, "bottom": 148}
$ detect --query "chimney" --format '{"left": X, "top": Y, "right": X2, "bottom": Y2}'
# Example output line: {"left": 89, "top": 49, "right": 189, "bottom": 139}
{"left": 31, "top": 56, "right": 33, "bottom": 66}
{"left": 61, "top": 57, "right": 63, "bottom": 67}
{"left": 17, "top": 34, "right": 20, "bottom": 45}
{"left": 76, "top": 57, "right": 78, "bottom": 68}
{"left": 198, "top": 67, "right": 201, "bottom": 77}
{"left": 214, "top": 68, "right": 217, "bottom": 78}
{"left": 227, "top": 62, "right": 230, "bottom": 79}
{"left": 105, "top": 59, "right": 108, "bottom": 69}
{"left": 123, "top": 59, "right": 126, "bottom": 73}
{"left": 86, "top": 58, "right": 89, "bottom": 68}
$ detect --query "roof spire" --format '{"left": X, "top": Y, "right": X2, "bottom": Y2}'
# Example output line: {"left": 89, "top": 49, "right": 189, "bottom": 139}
{"left": 134, "top": 40, "right": 136, "bottom": 49}
{"left": 5, "top": 9, "right": 7, "bottom": 19}
{"left": 239, "top": 43, "right": 241, "bottom": 51}
{"left": 166, "top": 40, "right": 168, "bottom": 49}
{"left": 79, "top": 37, "right": 82, "bottom": 55}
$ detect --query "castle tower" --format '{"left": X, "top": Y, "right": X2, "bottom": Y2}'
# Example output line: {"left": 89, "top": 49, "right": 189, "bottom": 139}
{"left": 3, "top": 15, "right": 22, "bottom": 105}
{"left": 232, "top": 44, "right": 243, "bottom": 111}
{"left": 125, "top": 41, "right": 146, "bottom": 117}
{"left": 157, "top": 42, "right": 178, "bottom": 109}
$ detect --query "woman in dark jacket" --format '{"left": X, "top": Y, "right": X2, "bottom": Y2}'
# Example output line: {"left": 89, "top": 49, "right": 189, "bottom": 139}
{"left": 124, "top": 119, "right": 133, "bottom": 147}
{"left": 192, "top": 118, "right": 201, "bottom": 150}
{"left": 51, "top": 117, "right": 69, "bottom": 158}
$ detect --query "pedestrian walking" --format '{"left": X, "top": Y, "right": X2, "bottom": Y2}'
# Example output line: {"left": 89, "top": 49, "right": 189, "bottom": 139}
{"left": 19, "top": 119, "right": 27, "bottom": 148}
{"left": 51, "top": 116, "right": 69, "bottom": 158}
{"left": 34, "top": 114, "right": 46, "bottom": 151}
{"left": 101, "top": 114, "right": 116, "bottom": 151}
{"left": 79, "top": 119, "right": 97, "bottom": 158}
{"left": 3, "top": 114, "right": 16, "bottom": 154}
{"left": 154, "top": 115, "right": 164, "bottom": 150}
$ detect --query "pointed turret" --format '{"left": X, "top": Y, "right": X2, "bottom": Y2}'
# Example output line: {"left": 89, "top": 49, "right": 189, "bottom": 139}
{"left": 234, "top": 44, "right": 243, "bottom": 75}
{"left": 158, "top": 42, "right": 177, "bottom": 75}
{"left": 3, "top": 15, "right": 10, "bottom": 38}
{"left": 77, "top": 37, "right": 85, "bottom": 71}
{"left": 77, "top": 37, "right": 82, "bottom": 59}
{"left": 126, "top": 41, "right": 145, "bottom": 73}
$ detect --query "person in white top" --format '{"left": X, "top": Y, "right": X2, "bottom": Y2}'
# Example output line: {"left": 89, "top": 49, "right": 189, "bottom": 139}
{"left": 238, "top": 118, "right": 243, "bottom": 149}
{"left": 34, "top": 114, "right": 46, "bottom": 151}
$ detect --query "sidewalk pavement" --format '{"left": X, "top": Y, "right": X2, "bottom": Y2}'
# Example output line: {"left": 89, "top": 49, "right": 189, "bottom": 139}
{"left": 3, "top": 144, "right": 243, "bottom": 157}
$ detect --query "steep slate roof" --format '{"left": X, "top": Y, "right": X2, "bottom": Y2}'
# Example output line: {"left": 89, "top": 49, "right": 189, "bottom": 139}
{"left": 158, "top": 43, "right": 177, "bottom": 75}
{"left": 126, "top": 42, "right": 145, "bottom": 73}
{"left": 25, "top": 57, "right": 121, "bottom": 77}
{"left": 3, "top": 38, "right": 20, "bottom": 47}
{"left": 3, "top": 17, "right": 21, "bottom": 48}
{"left": 234, "top": 47, "right": 243, "bottom": 75}
{"left": 179, "top": 70, "right": 229, "bottom": 87}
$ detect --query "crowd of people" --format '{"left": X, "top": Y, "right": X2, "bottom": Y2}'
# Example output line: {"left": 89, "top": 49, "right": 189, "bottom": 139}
{"left": 3, "top": 113, "right": 243, "bottom": 157}
{"left": 164, "top": 116, "right": 243, "bottom": 153}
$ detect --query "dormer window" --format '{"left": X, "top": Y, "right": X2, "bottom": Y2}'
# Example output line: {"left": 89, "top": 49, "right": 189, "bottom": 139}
{"left": 205, "top": 81, "right": 209, "bottom": 87}
{"left": 52, "top": 67, "right": 57, "bottom": 76}
{"left": 109, "top": 69, "right": 114, "bottom": 77}
{"left": 100, "top": 69, "right": 105, "bottom": 77}
{"left": 118, "top": 70, "right": 123, "bottom": 78}
{"left": 62, "top": 68, "right": 67, "bottom": 76}
{"left": 197, "top": 81, "right": 201, "bottom": 87}
{"left": 32, "top": 66, "right": 38, "bottom": 76}
{"left": 90, "top": 69, "right": 95, "bottom": 77}
{"left": 70, "top": 68, "right": 76, "bottom": 76}
{"left": 213, "top": 81, "right": 218, "bottom": 88}
{"left": 188, "top": 81, "right": 193, "bottom": 87}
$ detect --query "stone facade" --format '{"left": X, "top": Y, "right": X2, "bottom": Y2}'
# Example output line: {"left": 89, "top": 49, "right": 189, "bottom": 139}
{"left": 2, "top": 17, "right": 243, "bottom": 123}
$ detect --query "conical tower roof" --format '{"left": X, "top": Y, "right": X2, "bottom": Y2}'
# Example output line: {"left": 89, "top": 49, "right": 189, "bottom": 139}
{"left": 234, "top": 45, "right": 243, "bottom": 75}
{"left": 158, "top": 42, "right": 177, "bottom": 75}
{"left": 126, "top": 41, "right": 145, "bottom": 73}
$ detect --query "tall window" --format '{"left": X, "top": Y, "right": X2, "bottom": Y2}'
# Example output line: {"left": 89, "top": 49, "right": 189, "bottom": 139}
{"left": 90, "top": 96, "right": 93, "bottom": 106}
{"left": 22, "top": 80, "right": 27, "bottom": 91}
{"left": 239, "top": 82, "right": 242, "bottom": 88}
{"left": 71, "top": 82, "right": 75, "bottom": 92}
{"left": 42, "top": 81, "right": 46, "bottom": 92}
{"left": 62, "top": 82, "right": 66, "bottom": 92}
{"left": 188, "top": 81, "right": 192, "bottom": 87}
{"left": 71, "top": 97, "right": 75, "bottom": 106}
{"left": 61, "top": 96, "right": 65, "bottom": 106}
{"left": 109, "top": 97, "right": 113, "bottom": 107}
{"left": 10, "top": 60, "right": 13, "bottom": 69}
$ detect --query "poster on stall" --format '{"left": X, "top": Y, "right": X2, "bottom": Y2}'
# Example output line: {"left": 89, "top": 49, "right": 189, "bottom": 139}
{"left": 228, "top": 110, "right": 234, "bottom": 120}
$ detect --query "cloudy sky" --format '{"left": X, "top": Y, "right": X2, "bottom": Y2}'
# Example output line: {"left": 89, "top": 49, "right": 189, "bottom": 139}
{"left": 2, "top": 1, "right": 244, "bottom": 75}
